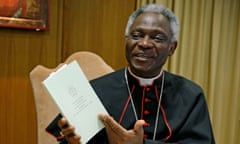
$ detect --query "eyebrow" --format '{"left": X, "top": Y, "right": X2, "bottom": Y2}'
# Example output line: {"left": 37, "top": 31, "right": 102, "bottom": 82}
{"left": 131, "top": 28, "right": 169, "bottom": 37}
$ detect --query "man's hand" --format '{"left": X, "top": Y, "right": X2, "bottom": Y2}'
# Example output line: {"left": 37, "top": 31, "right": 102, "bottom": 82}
{"left": 58, "top": 117, "right": 81, "bottom": 144}
{"left": 99, "top": 114, "right": 145, "bottom": 144}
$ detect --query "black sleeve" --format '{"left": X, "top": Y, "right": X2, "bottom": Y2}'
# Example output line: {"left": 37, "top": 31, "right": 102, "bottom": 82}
{"left": 169, "top": 76, "right": 215, "bottom": 143}
{"left": 174, "top": 93, "right": 215, "bottom": 143}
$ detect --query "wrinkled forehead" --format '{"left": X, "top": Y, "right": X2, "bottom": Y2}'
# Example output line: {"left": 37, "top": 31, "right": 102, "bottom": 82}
{"left": 130, "top": 12, "right": 171, "bottom": 33}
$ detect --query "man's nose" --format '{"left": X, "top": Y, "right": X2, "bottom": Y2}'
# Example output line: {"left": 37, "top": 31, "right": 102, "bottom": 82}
{"left": 138, "top": 36, "right": 153, "bottom": 48}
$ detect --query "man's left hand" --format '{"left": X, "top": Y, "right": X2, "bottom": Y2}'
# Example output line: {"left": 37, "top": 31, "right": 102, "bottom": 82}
{"left": 99, "top": 114, "right": 145, "bottom": 144}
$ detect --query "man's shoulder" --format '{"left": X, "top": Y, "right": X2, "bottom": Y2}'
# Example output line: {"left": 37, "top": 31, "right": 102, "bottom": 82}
{"left": 164, "top": 71, "right": 204, "bottom": 93}
{"left": 90, "top": 68, "right": 125, "bottom": 84}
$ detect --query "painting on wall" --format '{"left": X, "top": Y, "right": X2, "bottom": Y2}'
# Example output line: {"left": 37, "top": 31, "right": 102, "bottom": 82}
{"left": 0, "top": 0, "right": 49, "bottom": 31}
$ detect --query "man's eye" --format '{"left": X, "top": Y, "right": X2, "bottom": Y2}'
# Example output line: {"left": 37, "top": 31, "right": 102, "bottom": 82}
{"left": 153, "top": 36, "right": 167, "bottom": 43}
{"left": 131, "top": 33, "right": 142, "bottom": 40}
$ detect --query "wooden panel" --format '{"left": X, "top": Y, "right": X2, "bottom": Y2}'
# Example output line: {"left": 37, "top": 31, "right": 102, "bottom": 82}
{"left": 62, "top": 0, "right": 136, "bottom": 69}
{"left": 0, "top": 0, "right": 135, "bottom": 143}
{"left": 0, "top": 0, "right": 63, "bottom": 143}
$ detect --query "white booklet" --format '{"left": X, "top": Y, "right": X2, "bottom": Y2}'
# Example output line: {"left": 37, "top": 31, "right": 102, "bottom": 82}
{"left": 42, "top": 60, "right": 108, "bottom": 144}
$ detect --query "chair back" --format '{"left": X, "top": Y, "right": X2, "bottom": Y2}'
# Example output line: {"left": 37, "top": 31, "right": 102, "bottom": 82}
{"left": 29, "top": 51, "right": 114, "bottom": 144}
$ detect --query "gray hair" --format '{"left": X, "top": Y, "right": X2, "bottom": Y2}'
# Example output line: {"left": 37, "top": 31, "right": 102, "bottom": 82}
{"left": 125, "top": 4, "right": 179, "bottom": 42}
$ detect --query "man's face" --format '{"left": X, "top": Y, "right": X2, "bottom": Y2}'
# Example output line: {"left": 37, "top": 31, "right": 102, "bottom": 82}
{"left": 125, "top": 12, "right": 177, "bottom": 78}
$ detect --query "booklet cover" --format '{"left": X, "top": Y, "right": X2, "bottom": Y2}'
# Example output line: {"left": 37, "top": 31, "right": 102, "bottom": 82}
{"left": 42, "top": 60, "right": 108, "bottom": 144}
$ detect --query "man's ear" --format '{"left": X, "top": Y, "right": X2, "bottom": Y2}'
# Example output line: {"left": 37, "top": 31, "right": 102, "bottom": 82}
{"left": 168, "top": 41, "right": 178, "bottom": 56}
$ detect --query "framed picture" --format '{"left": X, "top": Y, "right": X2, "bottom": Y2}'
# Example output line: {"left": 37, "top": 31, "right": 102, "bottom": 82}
{"left": 0, "top": 0, "right": 49, "bottom": 31}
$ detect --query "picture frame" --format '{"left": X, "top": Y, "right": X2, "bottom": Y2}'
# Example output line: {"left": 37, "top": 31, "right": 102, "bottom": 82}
{"left": 0, "top": 0, "right": 49, "bottom": 31}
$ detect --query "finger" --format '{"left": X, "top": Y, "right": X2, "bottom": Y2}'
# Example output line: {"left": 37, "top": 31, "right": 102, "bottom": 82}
{"left": 99, "top": 114, "right": 119, "bottom": 130}
{"left": 62, "top": 126, "right": 81, "bottom": 143}
{"left": 61, "top": 126, "right": 74, "bottom": 135}
{"left": 67, "top": 135, "right": 81, "bottom": 144}
{"left": 58, "top": 117, "right": 69, "bottom": 129}
{"left": 58, "top": 117, "right": 81, "bottom": 144}
{"left": 98, "top": 114, "right": 107, "bottom": 123}
{"left": 133, "top": 120, "right": 145, "bottom": 134}
{"left": 99, "top": 114, "right": 127, "bottom": 135}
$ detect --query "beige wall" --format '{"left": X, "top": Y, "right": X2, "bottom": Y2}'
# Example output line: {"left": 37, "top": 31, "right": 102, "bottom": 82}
{"left": 0, "top": 0, "right": 135, "bottom": 143}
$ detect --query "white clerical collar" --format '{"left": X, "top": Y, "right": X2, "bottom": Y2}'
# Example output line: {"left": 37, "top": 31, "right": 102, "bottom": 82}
{"left": 128, "top": 67, "right": 163, "bottom": 86}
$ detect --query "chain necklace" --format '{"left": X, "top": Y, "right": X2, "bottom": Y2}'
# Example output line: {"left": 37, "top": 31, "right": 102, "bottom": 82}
{"left": 124, "top": 68, "right": 165, "bottom": 140}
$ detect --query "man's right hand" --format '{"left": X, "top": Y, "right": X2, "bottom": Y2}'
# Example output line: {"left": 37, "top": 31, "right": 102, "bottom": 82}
{"left": 58, "top": 117, "right": 81, "bottom": 144}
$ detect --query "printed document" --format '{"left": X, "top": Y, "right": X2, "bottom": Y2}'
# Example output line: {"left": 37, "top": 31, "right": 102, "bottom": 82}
{"left": 42, "top": 60, "right": 108, "bottom": 144}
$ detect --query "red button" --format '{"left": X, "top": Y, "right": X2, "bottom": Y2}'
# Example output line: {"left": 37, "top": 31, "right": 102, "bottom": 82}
{"left": 144, "top": 98, "right": 151, "bottom": 102}
{"left": 143, "top": 110, "right": 150, "bottom": 115}
{"left": 143, "top": 122, "right": 150, "bottom": 127}
{"left": 144, "top": 134, "right": 149, "bottom": 138}
{"left": 146, "top": 87, "right": 151, "bottom": 91}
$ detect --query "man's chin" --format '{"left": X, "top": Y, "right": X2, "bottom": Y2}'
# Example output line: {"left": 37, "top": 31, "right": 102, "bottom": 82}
{"left": 130, "top": 64, "right": 152, "bottom": 75}
{"left": 132, "top": 61, "right": 152, "bottom": 69}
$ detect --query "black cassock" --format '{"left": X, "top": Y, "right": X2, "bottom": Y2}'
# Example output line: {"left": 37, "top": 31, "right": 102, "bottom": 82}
{"left": 46, "top": 69, "right": 215, "bottom": 144}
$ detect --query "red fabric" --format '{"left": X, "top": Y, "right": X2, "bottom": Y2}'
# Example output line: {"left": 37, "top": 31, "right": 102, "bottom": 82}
{"left": 0, "top": 0, "right": 27, "bottom": 17}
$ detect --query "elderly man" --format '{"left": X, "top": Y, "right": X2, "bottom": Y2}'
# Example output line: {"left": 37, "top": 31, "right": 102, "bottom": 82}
{"left": 48, "top": 4, "right": 215, "bottom": 144}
